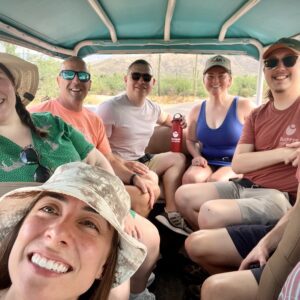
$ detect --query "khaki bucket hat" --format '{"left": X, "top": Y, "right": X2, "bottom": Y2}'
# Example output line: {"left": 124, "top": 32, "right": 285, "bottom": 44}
{"left": 0, "top": 161, "right": 147, "bottom": 287}
{"left": 0, "top": 52, "right": 39, "bottom": 105}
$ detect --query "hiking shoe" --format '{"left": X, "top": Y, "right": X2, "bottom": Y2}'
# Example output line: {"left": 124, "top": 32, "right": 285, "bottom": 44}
{"left": 155, "top": 211, "right": 193, "bottom": 236}
{"left": 129, "top": 288, "right": 156, "bottom": 300}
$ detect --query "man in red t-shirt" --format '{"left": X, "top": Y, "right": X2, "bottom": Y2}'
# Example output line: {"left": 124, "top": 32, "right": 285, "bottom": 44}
{"left": 177, "top": 38, "right": 300, "bottom": 230}
{"left": 183, "top": 38, "right": 300, "bottom": 300}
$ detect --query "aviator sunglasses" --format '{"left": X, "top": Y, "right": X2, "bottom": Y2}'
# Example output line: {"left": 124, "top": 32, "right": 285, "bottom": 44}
{"left": 131, "top": 72, "right": 153, "bottom": 82}
{"left": 264, "top": 55, "right": 298, "bottom": 69}
{"left": 59, "top": 70, "right": 91, "bottom": 82}
{"left": 20, "top": 145, "right": 52, "bottom": 183}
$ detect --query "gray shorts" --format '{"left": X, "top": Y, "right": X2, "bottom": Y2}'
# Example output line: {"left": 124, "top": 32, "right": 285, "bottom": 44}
{"left": 214, "top": 181, "right": 292, "bottom": 224}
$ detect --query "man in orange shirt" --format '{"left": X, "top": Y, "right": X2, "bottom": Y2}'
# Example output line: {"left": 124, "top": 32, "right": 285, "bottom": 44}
{"left": 29, "top": 57, "right": 160, "bottom": 218}
{"left": 29, "top": 56, "right": 160, "bottom": 300}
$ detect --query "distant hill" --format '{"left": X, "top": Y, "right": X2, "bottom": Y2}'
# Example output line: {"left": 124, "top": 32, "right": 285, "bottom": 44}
{"left": 90, "top": 53, "right": 259, "bottom": 77}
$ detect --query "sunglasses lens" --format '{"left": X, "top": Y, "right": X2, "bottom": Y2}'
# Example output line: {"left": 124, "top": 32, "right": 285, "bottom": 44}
{"left": 131, "top": 72, "right": 141, "bottom": 81}
{"left": 283, "top": 56, "right": 298, "bottom": 67}
{"left": 142, "top": 74, "right": 152, "bottom": 82}
{"left": 34, "top": 165, "right": 51, "bottom": 183}
{"left": 78, "top": 72, "right": 91, "bottom": 82}
{"left": 264, "top": 58, "right": 278, "bottom": 68}
{"left": 20, "top": 147, "right": 39, "bottom": 164}
{"left": 61, "top": 70, "right": 76, "bottom": 80}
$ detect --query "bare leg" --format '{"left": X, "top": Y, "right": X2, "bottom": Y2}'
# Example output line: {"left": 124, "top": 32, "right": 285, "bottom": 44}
{"left": 185, "top": 228, "right": 242, "bottom": 274}
{"left": 175, "top": 182, "right": 220, "bottom": 229}
{"left": 130, "top": 214, "right": 160, "bottom": 293}
{"left": 126, "top": 181, "right": 160, "bottom": 217}
{"left": 201, "top": 270, "right": 258, "bottom": 300}
{"left": 198, "top": 200, "right": 242, "bottom": 229}
{"left": 151, "top": 152, "right": 186, "bottom": 212}
{"left": 182, "top": 165, "right": 213, "bottom": 184}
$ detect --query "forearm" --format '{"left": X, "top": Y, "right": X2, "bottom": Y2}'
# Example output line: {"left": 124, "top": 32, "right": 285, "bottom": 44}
{"left": 186, "top": 139, "right": 202, "bottom": 158}
{"left": 107, "top": 154, "right": 134, "bottom": 184}
{"left": 232, "top": 147, "right": 285, "bottom": 174}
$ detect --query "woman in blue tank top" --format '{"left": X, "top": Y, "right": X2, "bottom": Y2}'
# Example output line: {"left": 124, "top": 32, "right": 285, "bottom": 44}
{"left": 182, "top": 55, "right": 255, "bottom": 184}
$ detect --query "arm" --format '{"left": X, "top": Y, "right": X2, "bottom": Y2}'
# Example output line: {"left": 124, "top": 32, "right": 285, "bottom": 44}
{"left": 105, "top": 152, "right": 156, "bottom": 208}
{"left": 239, "top": 183, "right": 300, "bottom": 270}
{"left": 83, "top": 148, "right": 115, "bottom": 174}
{"left": 186, "top": 103, "right": 208, "bottom": 167}
{"left": 157, "top": 110, "right": 173, "bottom": 127}
{"left": 232, "top": 143, "right": 297, "bottom": 174}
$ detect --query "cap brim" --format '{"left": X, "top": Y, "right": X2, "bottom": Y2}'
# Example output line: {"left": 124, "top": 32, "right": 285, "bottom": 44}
{"left": 263, "top": 44, "right": 299, "bottom": 59}
{"left": 0, "top": 184, "right": 146, "bottom": 287}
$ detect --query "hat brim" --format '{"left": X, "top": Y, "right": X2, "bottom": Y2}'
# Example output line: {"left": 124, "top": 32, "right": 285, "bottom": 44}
{"left": 0, "top": 53, "right": 39, "bottom": 105}
{"left": 263, "top": 43, "right": 300, "bottom": 59}
{"left": 0, "top": 183, "right": 146, "bottom": 287}
{"left": 203, "top": 63, "right": 231, "bottom": 74}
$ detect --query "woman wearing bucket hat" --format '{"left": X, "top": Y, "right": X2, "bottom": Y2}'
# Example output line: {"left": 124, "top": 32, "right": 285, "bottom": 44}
{"left": 182, "top": 55, "right": 255, "bottom": 185}
{"left": 0, "top": 53, "right": 160, "bottom": 300}
{"left": 0, "top": 161, "right": 147, "bottom": 300}
{"left": 0, "top": 52, "right": 113, "bottom": 183}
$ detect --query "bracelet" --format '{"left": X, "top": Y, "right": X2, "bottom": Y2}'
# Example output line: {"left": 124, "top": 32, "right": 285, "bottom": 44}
{"left": 130, "top": 173, "right": 138, "bottom": 185}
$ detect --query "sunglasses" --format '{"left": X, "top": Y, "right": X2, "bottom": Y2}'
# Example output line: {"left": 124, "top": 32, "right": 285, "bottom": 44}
{"left": 59, "top": 70, "right": 91, "bottom": 82}
{"left": 264, "top": 55, "right": 298, "bottom": 69}
{"left": 20, "top": 145, "right": 52, "bottom": 183}
{"left": 131, "top": 72, "right": 153, "bottom": 82}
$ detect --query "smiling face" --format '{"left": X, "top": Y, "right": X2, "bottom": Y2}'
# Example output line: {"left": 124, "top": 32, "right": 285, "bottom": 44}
{"left": 57, "top": 59, "right": 91, "bottom": 105}
{"left": 8, "top": 193, "right": 114, "bottom": 300}
{"left": 125, "top": 63, "right": 155, "bottom": 104}
{"left": 0, "top": 66, "right": 18, "bottom": 124}
{"left": 263, "top": 48, "right": 300, "bottom": 95}
{"left": 203, "top": 66, "right": 232, "bottom": 97}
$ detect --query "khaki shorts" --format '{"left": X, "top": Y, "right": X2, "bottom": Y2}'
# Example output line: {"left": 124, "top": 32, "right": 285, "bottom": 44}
{"left": 214, "top": 181, "right": 292, "bottom": 224}
{"left": 257, "top": 204, "right": 300, "bottom": 299}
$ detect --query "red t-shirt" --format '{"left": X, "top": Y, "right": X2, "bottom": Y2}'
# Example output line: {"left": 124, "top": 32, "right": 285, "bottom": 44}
{"left": 29, "top": 99, "right": 111, "bottom": 155}
{"left": 239, "top": 98, "right": 300, "bottom": 197}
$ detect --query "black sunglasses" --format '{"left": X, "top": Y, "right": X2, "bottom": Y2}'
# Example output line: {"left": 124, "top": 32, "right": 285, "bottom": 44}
{"left": 20, "top": 145, "right": 52, "bottom": 183}
{"left": 131, "top": 72, "right": 153, "bottom": 82}
{"left": 59, "top": 70, "right": 91, "bottom": 82}
{"left": 264, "top": 55, "right": 298, "bottom": 69}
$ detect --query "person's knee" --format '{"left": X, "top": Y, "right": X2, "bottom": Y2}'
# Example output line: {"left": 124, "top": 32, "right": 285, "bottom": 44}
{"left": 170, "top": 152, "right": 186, "bottom": 169}
{"left": 175, "top": 185, "right": 190, "bottom": 210}
{"left": 201, "top": 275, "right": 228, "bottom": 300}
{"left": 182, "top": 170, "right": 205, "bottom": 184}
{"left": 185, "top": 231, "right": 208, "bottom": 262}
{"left": 198, "top": 202, "right": 222, "bottom": 229}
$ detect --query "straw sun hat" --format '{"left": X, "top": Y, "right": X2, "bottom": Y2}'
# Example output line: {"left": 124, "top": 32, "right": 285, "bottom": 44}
{"left": 0, "top": 161, "right": 147, "bottom": 287}
{"left": 0, "top": 52, "right": 39, "bottom": 105}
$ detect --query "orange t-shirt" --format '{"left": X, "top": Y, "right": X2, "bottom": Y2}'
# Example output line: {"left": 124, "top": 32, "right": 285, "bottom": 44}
{"left": 29, "top": 99, "right": 111, "bottom": 155}
{"left": 239, "top": 98, "right": 300, "bottom": 197}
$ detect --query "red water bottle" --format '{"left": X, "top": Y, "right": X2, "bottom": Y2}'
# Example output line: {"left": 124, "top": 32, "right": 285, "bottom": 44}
{"left": 171, "top": 113, "right": 183, "bottom": 152}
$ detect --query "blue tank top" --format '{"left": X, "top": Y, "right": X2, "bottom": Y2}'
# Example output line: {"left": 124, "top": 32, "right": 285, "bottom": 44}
{"left": 195, "top": 96, "right": 243, "bottom": 166}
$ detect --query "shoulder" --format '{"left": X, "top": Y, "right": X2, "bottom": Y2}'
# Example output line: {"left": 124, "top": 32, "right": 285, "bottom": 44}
{"left": 236, "top": 97, "right": 257, "bottom": 115}
{"left": 28, "top": 99, "right": 56, "bottom": 112}
{"left": 189, "top": 100, "right": 205, "bottom": 117}
{"left": 31, "top": 111, "right": 67, "bottom": 128}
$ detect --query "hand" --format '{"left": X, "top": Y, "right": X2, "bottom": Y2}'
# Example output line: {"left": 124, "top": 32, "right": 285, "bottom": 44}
{"left": 285, "top": 142, "right": 300, "bottom": 166}
{"left": 124, "top": 213, "right": 141, "bottom": 240}
{"left": 191, "top": 156, "right": 207, "bottom": 167}
{"left": 124, "top": 160, "right": 149, "bottom": 175}
{"left": 239, "top": 242, "right": 270, "bottom": 270}
{"left": 133, "top": 175, "right": 156, "bottom": 209}
{"left": 180, "top": 115, "right": 187, "bottom": 129}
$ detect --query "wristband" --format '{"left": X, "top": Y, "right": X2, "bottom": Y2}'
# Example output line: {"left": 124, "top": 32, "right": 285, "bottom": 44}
{"left": 130, "top": 173, "right": 138, "bottom": 185}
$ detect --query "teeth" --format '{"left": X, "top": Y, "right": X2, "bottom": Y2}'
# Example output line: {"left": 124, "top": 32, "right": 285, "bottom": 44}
{"left": 31, "top": 253, "right": 69, "bottom": 273}
{"left": 275, "top": 75, "right": 287, "bottom": 80}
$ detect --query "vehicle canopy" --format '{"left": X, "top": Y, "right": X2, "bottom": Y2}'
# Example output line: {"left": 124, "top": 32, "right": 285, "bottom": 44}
{"left": 0, "top": 0, "right": 299, "bottom": 100}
